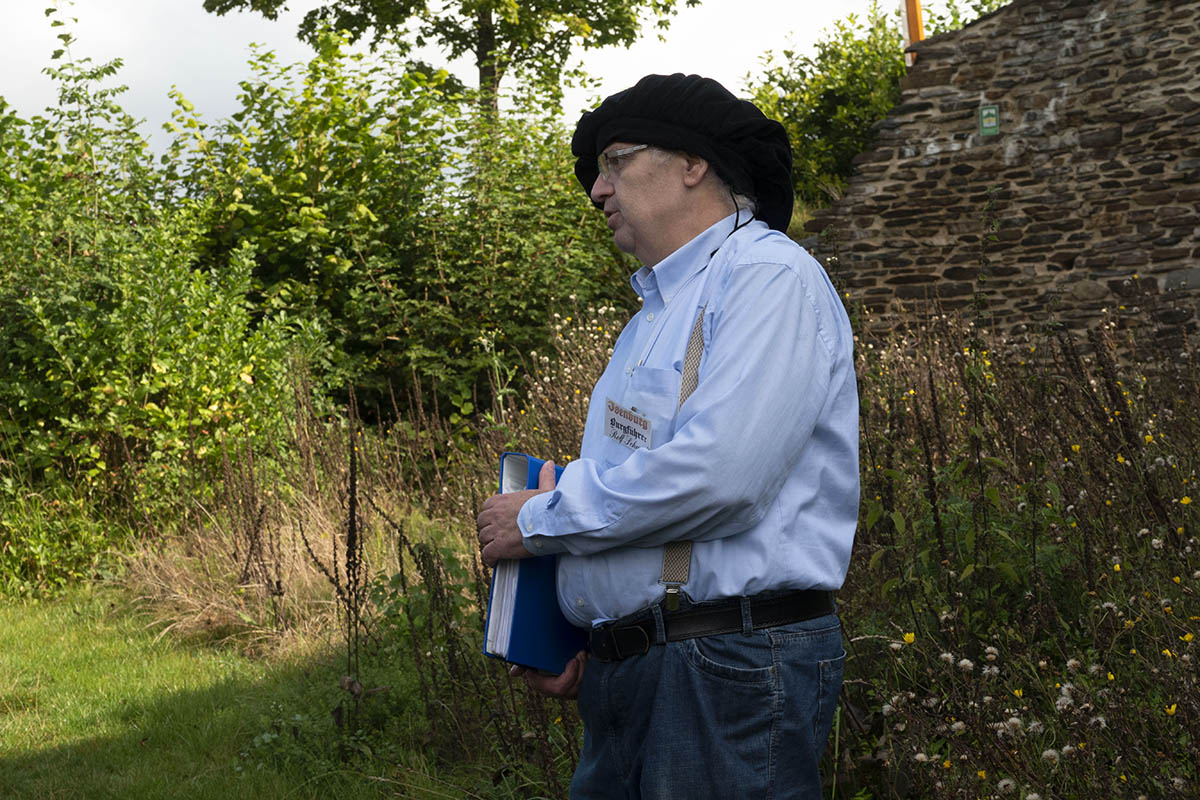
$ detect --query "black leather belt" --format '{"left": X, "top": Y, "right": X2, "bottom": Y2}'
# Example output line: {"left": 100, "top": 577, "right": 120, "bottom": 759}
{"left": 588, "top": 590, "right": 836, "bottom": 662}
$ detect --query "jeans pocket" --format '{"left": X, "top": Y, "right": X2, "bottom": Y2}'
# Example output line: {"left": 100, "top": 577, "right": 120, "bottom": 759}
{"left": 815, "top": 648, "right": 846, "bottom": 743}
{"left": 681, "top": 631, "right": 775, "bottom": 683}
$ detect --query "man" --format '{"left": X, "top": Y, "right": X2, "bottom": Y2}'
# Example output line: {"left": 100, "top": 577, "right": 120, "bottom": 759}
{"left": 476, "top": 73, "right": 858, "bottom": 799}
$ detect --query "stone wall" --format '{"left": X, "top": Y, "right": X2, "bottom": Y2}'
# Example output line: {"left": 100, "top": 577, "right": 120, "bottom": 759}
{"left": 805, "top": 0, "right": 1200, "bottom": 342}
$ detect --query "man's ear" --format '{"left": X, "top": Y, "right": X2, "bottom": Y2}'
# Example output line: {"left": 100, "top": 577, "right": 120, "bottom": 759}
{"left": 680, "top": 153, "right": 710, "bottom": 187}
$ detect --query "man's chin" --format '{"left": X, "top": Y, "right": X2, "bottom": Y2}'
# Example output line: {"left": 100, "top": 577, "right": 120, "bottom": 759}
{"left": 612, "top": 235, "right": 636, "bottom": 258}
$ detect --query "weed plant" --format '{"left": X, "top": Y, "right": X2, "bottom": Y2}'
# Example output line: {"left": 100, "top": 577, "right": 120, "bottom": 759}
{"left": 836, "top": 312, "right": 1198, "bottom": 799}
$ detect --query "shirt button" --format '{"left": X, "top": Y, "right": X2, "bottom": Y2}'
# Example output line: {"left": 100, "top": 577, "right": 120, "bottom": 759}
{"left": 646, "top": 312, "right": 655, "bottom": 321}
{"left": 576, "top": 597, "right": 585, "bottom": 607}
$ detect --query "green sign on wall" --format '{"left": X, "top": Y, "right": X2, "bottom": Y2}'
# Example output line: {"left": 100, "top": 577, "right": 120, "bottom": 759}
{"left": 980, "top": 104, "right": 1000, "bottom": 136}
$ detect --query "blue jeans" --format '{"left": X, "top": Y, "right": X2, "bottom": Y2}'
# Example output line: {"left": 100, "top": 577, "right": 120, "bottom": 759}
{"left": 571, "top": 611, "right": 845, "bottom": 800}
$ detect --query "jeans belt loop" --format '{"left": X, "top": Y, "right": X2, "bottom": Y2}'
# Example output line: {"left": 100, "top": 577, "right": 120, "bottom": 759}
{"left": 739, "top": 596, "right": 754, "bottom": 635}
{"left": 651, "top": 602, "right": 666, "bottom": 645}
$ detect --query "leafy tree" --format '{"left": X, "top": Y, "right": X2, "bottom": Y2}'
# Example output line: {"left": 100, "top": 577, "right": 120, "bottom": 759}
{"left": 201, "top": 0, "right": 698, "bottom": 106}
{"left": 750, "top": 0, "right": 1009, "bottom": 206}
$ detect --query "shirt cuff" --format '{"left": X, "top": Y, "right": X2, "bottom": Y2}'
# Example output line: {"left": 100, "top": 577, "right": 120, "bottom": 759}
{"left": 518, "top": 491, "right": 570, "bottom": 555}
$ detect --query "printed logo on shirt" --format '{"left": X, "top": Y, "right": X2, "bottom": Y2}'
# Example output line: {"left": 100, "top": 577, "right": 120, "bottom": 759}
{"left": 604, "top": 398, "right": 651, "bottom": 450}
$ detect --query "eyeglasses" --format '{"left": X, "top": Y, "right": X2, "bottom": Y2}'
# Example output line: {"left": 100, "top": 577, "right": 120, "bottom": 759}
{"left": 596, "top": 144, "right": 649, "bottom": 179}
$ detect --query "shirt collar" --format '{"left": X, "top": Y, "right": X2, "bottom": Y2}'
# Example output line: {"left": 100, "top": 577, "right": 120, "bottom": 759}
{"left": 629, "top": 212, "right": 745, "bottom": 302}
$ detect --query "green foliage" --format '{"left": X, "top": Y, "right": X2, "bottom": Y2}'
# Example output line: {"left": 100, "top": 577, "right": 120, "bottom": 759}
{"left": 0, "top": 22, "right": 321, "bottom": 532}
{"left": 750, "top": 2, "right": 905, "bottom": 205}
{"left": 750, "top": 0, "right": 1010, "bottom": 205}
{"left": 202, "top": 0, "right": 698, "bottom": 102}
{"left": 0, "top": 482, "right": 124, "bottom": 596}
{"left": 173, "top": 32, "right": 629, "bottom": 413}
{"left": 170, "top": 36, "right": 457, "bottom": 403}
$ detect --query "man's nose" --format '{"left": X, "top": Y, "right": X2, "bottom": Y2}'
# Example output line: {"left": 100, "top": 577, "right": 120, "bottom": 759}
{"left": 590, "top": 173, "right": 614, "bottom": 203}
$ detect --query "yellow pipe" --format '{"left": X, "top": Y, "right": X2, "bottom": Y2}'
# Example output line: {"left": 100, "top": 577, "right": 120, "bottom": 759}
{"left": 905, "top": 0, "right": 925, "bottom": 43}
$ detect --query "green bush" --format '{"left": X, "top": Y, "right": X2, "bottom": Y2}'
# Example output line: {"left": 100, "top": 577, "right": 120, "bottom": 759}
{"left": 0, "top": 42, "right": 321, "bottom": 523}
{"left": 173, "top": 32, "right": 630, "bottom": 413}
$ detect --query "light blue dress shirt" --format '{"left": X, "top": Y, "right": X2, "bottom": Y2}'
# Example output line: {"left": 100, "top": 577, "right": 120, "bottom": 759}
{"left": 518, "top": 214, "right": 859, "bottom": 628}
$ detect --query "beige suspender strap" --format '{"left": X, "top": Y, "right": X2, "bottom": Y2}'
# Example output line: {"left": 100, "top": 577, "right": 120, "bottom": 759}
{"left": 660, "top": 305, "right": 705, "bottom": 608}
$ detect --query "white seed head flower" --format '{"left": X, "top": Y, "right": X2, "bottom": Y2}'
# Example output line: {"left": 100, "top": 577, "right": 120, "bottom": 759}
{"left": 1089, "top": 715, "right": 1107, "bottom": 729}
{"left": 1006, "top": 716, "right": 1023, "bottom": 731}
{"left": 913, "top": 752, "right": 929, "bottom": 763}
{"left": 997, "top": 778, "right": 1016, "bottom": 794}
{"left": 1028, "top": 720, "right": 1045, "bottom": 735}
{"left": 958, "top": 658, "right": 975, "bottom": 672}
{"left": 1055, "top": 695, "right": 1074, "bottom": 712}
{"left": 940, "top": 651, "right": 955, "bottom": 664}
{"left": 1066, "top": 658, "right": 1081, "bottom": 672}
{"left": 882, "top": 704, "right": 895, "bottom": 716}
{"left": 1027, "top": 794, "right": 1042, "bottom": 800}
{"left": 950, "top": 721, "right": 966, "bottom": 733}
{"left": 985, "top": 645, "right": 999, "bottom": 661}
{"left": 1042, "top": 748, "right": 1060, "bottom": 765}
{"left": 1061, "top": 744, "right": 1075, "bottom": 756}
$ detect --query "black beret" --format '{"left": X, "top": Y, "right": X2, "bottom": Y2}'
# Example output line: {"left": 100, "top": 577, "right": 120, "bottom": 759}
{"left": 571, "top": 73, "right": 794, "bottom": 232}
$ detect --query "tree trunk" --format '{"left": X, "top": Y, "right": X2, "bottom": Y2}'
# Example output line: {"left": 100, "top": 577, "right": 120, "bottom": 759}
{"left": 476, "top": 4, "right": 499, "bottom": 113}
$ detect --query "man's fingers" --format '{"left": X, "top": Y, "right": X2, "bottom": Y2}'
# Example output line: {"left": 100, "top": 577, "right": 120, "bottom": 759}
{"left": 537, "top": 460, "right": 557, "bottom": 491}
{"left": 520, "top": 650, "right": 587, "bottom": 698}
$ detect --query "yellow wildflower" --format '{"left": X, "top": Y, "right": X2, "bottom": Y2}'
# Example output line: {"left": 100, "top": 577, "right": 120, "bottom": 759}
{"left": 903, "top": 632, "right": 915, "bottom": 644}
{"left": 1166, "top": 704, "right": 1177, "bottom": 716}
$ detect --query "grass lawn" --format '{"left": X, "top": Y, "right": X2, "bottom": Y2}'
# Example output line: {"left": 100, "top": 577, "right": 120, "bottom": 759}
{"left": 0, "top": 586, "right": 398, "bottom": 800}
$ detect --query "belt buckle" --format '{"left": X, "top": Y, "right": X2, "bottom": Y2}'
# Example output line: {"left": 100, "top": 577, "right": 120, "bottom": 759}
{"left": 612, "top": 623, "right": 651, "bottom": 660}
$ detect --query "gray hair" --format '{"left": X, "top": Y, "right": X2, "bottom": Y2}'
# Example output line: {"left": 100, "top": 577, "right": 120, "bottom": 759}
{"left": 647, "top": 146, "right": 758, "bottom": 216}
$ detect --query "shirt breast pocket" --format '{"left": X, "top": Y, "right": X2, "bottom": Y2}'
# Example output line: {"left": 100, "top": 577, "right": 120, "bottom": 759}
{"left": 629, "top": 366, "right": 682, "bottom": 449}
{"left": 595, "top": 365, "right": 682, "bottom": 469}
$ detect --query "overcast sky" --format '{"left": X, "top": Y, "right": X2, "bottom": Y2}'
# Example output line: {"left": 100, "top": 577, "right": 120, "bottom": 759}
{"left": 2, "top": 0, "right": 896, "bottom": 148}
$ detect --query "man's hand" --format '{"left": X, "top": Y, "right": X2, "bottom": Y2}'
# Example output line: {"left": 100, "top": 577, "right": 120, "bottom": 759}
{"left": 476, "top": 459, "right": 557, "bottom": 567}
{"left": 510, "top": 650, "right": 587, "bottom": 699}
